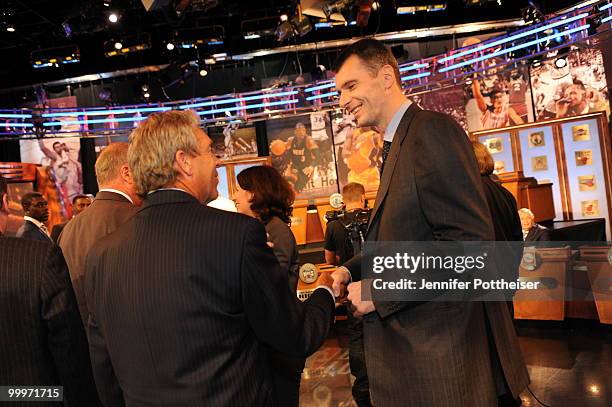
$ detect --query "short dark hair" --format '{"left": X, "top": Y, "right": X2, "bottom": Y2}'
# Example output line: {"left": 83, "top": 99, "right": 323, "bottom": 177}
{"left": 72, "top": 194, "right": 93, "bottom": 205}
{"left": 21, "top": 192, "right": 43, "bottom": 211}
{"left": 333, "top": 38, "right": 402, "bottom": 87}
{"left": 52, "top": 141, "right": 62, "bottom": 148}
{"left": 342, "top": 182, "right": 366, "bottom": 203}
{"left": 236, "top": 165, "right": 295, "bottom": 225}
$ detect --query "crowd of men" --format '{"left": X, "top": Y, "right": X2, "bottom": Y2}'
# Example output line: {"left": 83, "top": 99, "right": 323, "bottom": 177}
{"left": 0, "top": 39, "right": 533, "bottom": 407}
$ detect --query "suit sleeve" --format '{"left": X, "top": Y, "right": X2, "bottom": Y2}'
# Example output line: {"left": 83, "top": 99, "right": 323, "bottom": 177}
{"left": 242, "top": 220, "right": 335, "bottom": 357}
{"left": 85, "top": 248, "right": 125, "bottom": 407}
{"left": 267, "top": 221, "right": 294, "bottom": 274}
{"left": 40, "top": 245, "right": 100, "bottom": 406}
{"left": 375, "top": 113, "right": 495, "bottom": 319}
{"left": 413, "top": 114, "right": 494, "bottom": 242}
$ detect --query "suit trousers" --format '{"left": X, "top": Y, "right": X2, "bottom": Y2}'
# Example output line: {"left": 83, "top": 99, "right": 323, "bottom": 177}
{"left": 269, "top": 351, "right": 306, "bottom": 407}
{"left": 348, "top": 313, "right": 373, "bottom": 407}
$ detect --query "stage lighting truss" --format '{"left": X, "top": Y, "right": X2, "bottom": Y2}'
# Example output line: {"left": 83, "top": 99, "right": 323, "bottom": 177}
{"left": 241, "top": 17, "right": 278, "bottom": 40}
{"left": 396, "top": 2, "right": 446, "bottom": 15}
{"left": 5, "top": 1, "right": 608, "bottom": 135}
{"left": 175, "top": 25, "right": 225, "bottom": 49}
{"left": 104, "top": 33, "right": 151, "bottom": 57}
{"left": 31, "top": 45, "right": 80, "bottom": 69}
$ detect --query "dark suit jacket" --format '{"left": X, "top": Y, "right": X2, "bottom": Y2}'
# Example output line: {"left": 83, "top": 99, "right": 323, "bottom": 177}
{"left": 0, "top": 237, "right": 99, "bottom": 407}
{"left": 265, "top": 216, "right": 299, "bottom": 293}
{"left": 16, "top": 220, "right": 51, "bottom": 242}
{"left": 85, "top": 190, "right": 334, "bottom": 407}
{"left": 481, "top": 175, "right": 523, "bottom": 242}
{"left": 344, "top": 105, "right": 529, "bottom": 406}
{"left": 526, "top": 224, "right": 551, "bottom": 242}
{"left": 50, "top": 221, "right": 68, "bottom": 243}
{"left": 58, "top": 191, "right": 137, "bottom": 322}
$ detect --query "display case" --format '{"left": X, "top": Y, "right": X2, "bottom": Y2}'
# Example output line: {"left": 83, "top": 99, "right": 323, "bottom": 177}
{"left": 471, "top": 112, "right": 612, "bottom": 239}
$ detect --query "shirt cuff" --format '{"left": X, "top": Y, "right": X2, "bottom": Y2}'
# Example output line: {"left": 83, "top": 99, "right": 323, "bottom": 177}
{"left": 314, "top": 286, "right": 335, "bottom": 302}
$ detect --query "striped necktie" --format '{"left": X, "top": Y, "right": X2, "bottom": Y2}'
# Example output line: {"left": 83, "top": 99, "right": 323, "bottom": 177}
{"left": 380, "top": 140, "right": 392, "bottom": 176}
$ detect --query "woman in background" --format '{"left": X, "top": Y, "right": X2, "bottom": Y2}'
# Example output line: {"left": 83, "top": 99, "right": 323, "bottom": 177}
{"left": 234, "top": 165, "right": 303, "bottom": 406}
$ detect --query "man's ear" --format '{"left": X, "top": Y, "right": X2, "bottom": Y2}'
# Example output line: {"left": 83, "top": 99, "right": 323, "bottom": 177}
{"left": 380, "top": 65, "right": 396, "bottom": 90}
{"left": 173, "top": 150, "right": 193, "bottom": 177}
{"left": 119, "top": 165, "right": 132, "bottom": 184}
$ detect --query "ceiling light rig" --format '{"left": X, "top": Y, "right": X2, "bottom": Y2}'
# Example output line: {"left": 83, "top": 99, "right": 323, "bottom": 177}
{"left": 1, "top": 9, "right": 16, "bottom": 32}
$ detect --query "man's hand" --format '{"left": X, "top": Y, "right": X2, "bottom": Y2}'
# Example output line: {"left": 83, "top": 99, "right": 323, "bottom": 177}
{"left": 331, "top": 266, "right": 351, "bottom": 297}
{"left": 555, "top": 99, "right": 570, "bottom": 117}
{"left": 347, "top": 281, "right": 375, "bottom": 317}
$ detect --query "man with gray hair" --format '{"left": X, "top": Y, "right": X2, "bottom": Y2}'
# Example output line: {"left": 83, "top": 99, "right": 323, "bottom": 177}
{"left": 59, "top": 142, "right": 140, "bottom": 322}
{"left": 85, "top": 109, "right": 335, "bottom": 406}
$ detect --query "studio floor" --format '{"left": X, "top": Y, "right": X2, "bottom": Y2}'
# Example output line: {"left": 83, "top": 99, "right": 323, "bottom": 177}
{"left": 298, "top": 319, "right": 611, "bottom": 407}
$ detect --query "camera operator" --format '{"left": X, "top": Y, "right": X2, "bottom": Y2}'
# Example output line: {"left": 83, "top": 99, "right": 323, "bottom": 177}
{"left": 324, "top": 182, "right": 373, "bottom": 407}
{"left": 324, "top": 182, "right": 368, "bottom": 265}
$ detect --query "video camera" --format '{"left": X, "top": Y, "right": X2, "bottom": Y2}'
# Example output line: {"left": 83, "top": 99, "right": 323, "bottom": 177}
{"left": 325, "top": 208, "right": 372, "bottom": 254}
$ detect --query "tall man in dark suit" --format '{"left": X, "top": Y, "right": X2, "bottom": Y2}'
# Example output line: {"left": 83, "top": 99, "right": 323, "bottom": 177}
{"left": 85, "top": 110, "right": 336, "bottom": 407}
{"left": 331, "top": 39, "right": 529, "bottom": 407}
{"left": 0, "top": 175, "right": 100, "bottom": 406}
{"left": 16, "top": 192, "right": 52, "bottom": 242}
{"left": 59, "top": 142, "right": 140, "bottom": 322}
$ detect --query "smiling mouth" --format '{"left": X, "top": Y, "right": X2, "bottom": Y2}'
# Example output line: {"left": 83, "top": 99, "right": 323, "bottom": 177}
{"left": 349, "top": 105, "right": 362, "bottom": 116}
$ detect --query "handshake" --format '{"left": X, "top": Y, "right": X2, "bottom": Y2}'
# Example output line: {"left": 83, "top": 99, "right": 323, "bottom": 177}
{"left": 316, "top": 266, "right": 375, "bottom": 317}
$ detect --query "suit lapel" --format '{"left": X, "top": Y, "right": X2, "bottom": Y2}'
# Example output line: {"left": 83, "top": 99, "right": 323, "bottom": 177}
{"left": 366, "top": 104, "right": 420, "bottom": 237}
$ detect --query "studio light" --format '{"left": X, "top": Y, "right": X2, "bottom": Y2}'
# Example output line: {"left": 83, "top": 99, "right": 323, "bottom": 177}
{"left": 6, "top": 25, "right": 15, "bottom": 32}
{"left": 166, "top": 42, "right": 175, "bottom": 51}
{"left": 104, "top": 33, "right": 151, "bottom": 57}
{"left": 108, "top": 13, "right": 119, "bottom": 23}
{"left": 199, "top": 68, "right": 208, "bottom": 77}
{"left": 31, "top": 45, "right": 81, "bottom": 69}
{"left": 554, "top": 57, "right": 567, "bottom": 68}
{"left": 292, "top": 14, "right": 313, "bottom": 37}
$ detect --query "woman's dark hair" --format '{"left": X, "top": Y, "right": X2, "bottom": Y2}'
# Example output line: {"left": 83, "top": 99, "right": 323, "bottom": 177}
{"left": 236, "top": 165, "right": 295, "bottom": 224}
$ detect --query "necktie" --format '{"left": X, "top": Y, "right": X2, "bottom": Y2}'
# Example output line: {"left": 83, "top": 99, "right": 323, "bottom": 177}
{"left": 380, "top": 140, "right": 392, "bottom": 176}
{"left": 382, "top": 140, "right": 392, "bottom": 163}
{"left": 40, "top": 224, "right": 50, "bottom": 238}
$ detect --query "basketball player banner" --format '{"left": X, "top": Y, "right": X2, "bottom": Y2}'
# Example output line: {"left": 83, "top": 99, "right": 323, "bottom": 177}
{"left": 266, "top": 112, "right": 338, "bottom": 200}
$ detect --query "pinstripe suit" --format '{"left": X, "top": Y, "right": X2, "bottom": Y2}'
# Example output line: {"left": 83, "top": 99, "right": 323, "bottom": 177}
{"left": 345, "top": 106, "right": 530, "bottom": 406}
{"left": 0, "top": 237, "right": 99, "bottom": 407}
{"left": 16, "top": 220, "right": 51, "bottom": 242}
{"left": 85, "top": 190, "right": 334, "bottom": 407}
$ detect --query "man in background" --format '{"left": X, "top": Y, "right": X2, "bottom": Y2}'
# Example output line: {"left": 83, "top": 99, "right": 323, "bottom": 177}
{"left": 16, "top": 192, "right": 52, "bottom": 242}
{"left": 85, "top": 110, "right": 335, "bottom": 406}
{"left": 519, "top": 208, "right": 551, "bottom": 242}
{"left": 51, "top": 194, "right": 93, "bottom": 242}
{"left": 0, "top": 175, "right": 100, "bottom": 406}
{"left": 324, "top": 181, "right": 372, "bottom": 407}
{"left": 59, "top": 142, "right": 139, "bottom": 322}
{"left": 325, "top": 182, "right": 367, "bottom": 266}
